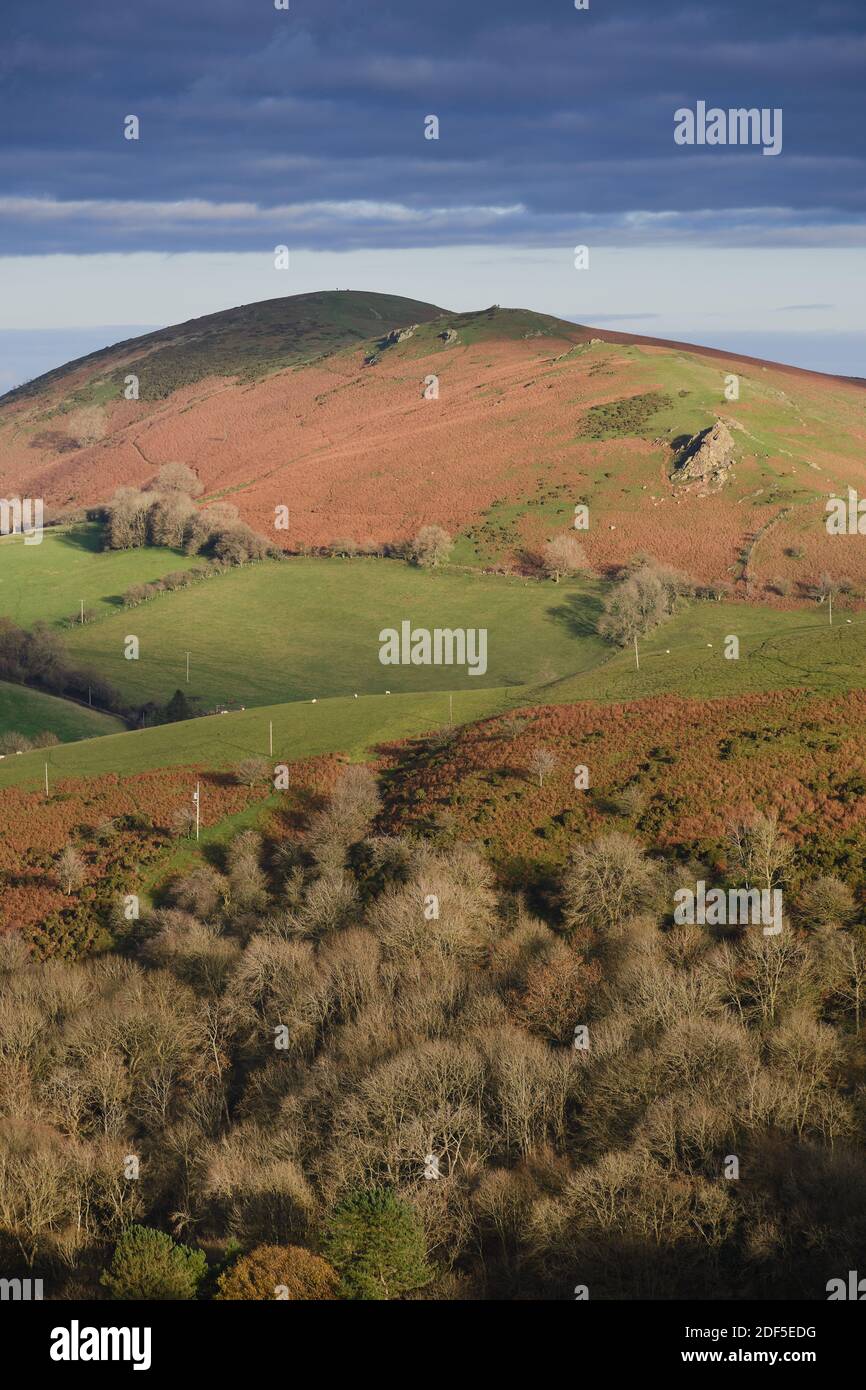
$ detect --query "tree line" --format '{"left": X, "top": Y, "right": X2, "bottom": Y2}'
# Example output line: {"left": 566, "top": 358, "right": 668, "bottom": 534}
{"left": 1, "top": 764, "right": 864, "bottom": 1299}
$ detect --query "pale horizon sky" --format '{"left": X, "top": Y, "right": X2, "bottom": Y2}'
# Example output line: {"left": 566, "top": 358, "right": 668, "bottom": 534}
{"left": 1, "top": 244, "right": 864, "bottom": 393}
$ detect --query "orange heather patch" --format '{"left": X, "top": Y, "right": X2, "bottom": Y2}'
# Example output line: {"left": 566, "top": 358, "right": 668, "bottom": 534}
{"left": 379, "top": 689, "right": 866, "bottom": 883}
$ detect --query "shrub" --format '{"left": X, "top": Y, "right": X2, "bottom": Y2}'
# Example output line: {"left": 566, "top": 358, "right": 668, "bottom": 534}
{"left": 162, "top": 570, "right": 192, "bottom": 591}
{"left": 153, "top": 463, "right": 203, "bottom": 497}
{"left": 0, "top": 730, "right": 32, "bottom": 754}
{"left": 410, "top": 525, "right": 453, "bottom": 569}
{"left": 541, "top": 534, "right": 589, "bottom": 582}
{"left": 32, "top": 731, "right": 61, "bottom": 749}
{"left": 215, "top": 1244, "right": 339, "bottom": 1300}
{"left": 100, "top": 1225, "right": 207, "bottom": 1300}
{"left": 235, "top": 757, "right": 270, "bottom": 787}
{"left": 213, "top": 525, "right": 269, "bottom": 566}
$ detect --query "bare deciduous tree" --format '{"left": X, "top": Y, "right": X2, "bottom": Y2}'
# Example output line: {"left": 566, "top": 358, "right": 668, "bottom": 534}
{"left": 527, "top": 746, "right": 556, "bottom": 788}
{"left": 728, "top": 811, "right": 793, "bottom": 896}
{"left": 411, "top": 525, "right": 453, "bottom": 569}
{"left": 562, "top": 831, "right": 660, "bottom": 936}
{"left": 171, "top": 805, "right": 197, "bottom": 838}
{"left": 542, "top": 534, "right": 589, "bottom": 582}
{"left": 56, "top": 846, "right": 85, "bottom": 894}
{"left": 234, "top": 756, "right": 270, "bottom": 787}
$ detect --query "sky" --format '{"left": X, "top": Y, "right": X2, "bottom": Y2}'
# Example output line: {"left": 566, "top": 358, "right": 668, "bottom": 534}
{"left": 0, "top": 0, "right": 864, "bottom": 390}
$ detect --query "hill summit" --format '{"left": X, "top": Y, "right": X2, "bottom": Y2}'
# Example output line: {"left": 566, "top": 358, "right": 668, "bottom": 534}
{"left": 1, "top": 289, "right": 865, "bottom": 593}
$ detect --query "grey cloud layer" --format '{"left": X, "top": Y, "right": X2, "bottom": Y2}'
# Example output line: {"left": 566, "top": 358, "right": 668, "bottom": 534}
{"left": 0, "top": 0, "right": 863, "bottom": 254}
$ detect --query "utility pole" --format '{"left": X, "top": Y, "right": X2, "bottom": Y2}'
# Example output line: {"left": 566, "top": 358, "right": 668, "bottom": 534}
{"left": 633, "top": 633, "right": 640, "bottom": 671}
{"left": 269, "top": 720, "right": 273, "bottom": 756}
{"left": 80, "top": 598, "right": 85, "bottom": 625}
{"left": 829, "top": 589, "right": 833, "bottom": 626}
{"left": 185, "top": 651, "right": 191, "bottom": 683}
{"left": 44, "top": 762, "right": 49, "bottom": 798}
{"left": 193, "top": 782, "right": 200, "bottom": 841}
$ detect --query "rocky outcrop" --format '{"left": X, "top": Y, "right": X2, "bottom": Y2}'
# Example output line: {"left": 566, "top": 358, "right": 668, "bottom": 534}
{"left": 366, "top": 322, "right": 419, "bottom": 365}
{"left": 439, "top": 328, "right": 458, "bottom": 344}
{"left": 672, "top": 418, "right": 735, "bottom": 487}
{"left": 386, "top": 325, "right": 417, "bottom": 345}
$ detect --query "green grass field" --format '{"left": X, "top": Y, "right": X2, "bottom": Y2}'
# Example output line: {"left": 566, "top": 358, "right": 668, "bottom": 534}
{"left": 541, "top": 603, "right": 866, "bottom": 704}
{"left": 62, "top": 556, "right": 608, "bottom": 707}
{"left": 1, "top": 596, "right": 863, "bottom": 791}
{"left": 0, "top": 679, "right": 124, "bottom": 744}
{"left": 2, "top": 516, "right": 864, "bottom": 791}
{"left": 0, "top": 525, "right": 203, "bottom": 628}
{"left": 0, "top": 686, "right": 509, "bottom": 789}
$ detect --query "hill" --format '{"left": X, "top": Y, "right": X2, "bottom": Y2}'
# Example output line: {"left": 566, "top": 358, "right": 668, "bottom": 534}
{"left": 0, "top": 289, "right": 445, "bottom": 404}
{"left": 0, "top": 680, "right": 124, "bottom": 746}
{"left": 2, "top": 291, "right": 865, "bottom": 595}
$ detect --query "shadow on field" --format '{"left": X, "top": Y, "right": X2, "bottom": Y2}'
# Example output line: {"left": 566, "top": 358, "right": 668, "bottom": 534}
{"left": 546, "top": 585, "right": 605, "bottom": 638}
{"left": 50, "top": 525, "right": 104, "bottom": 554}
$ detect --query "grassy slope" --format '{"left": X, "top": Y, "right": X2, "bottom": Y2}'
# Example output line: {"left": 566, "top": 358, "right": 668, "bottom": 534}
{"left": 62, "top": 556, "right": 608, "bottom": 706}
{"left": 59, "top": 547, "right": 864, "bottom": 709}
{"left": 0, "top": 525, "right": 203, "bottom": 628}
{"left": 0, "top": 687, "right": 507, "bottom": 790}
{"left": 541, "top": 604, "right": 866, "bottom": 704}
{"left": 2, "top": 600, "right": 863, "bottom": 791}
{"left": 0, "top": 680, "right": 124, "bottom": 742}
{"left": 447, "top": 336, "right": 863, "bottom": 569}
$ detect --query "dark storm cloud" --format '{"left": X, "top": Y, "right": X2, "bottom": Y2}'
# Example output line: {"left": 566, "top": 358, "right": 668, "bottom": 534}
{"left": 0, "top": 0, "right": 863, "bottom": 254}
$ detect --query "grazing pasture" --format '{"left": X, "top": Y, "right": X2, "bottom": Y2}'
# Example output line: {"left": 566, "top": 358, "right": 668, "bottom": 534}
{"left": 0, "top": 524, "right": 201, "bottom": 628}
{"left": 62, "top": 556, "right": 608, "bottom": 707}
{"left": 0, "top": 679, "right": 124, "bottom": 743}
